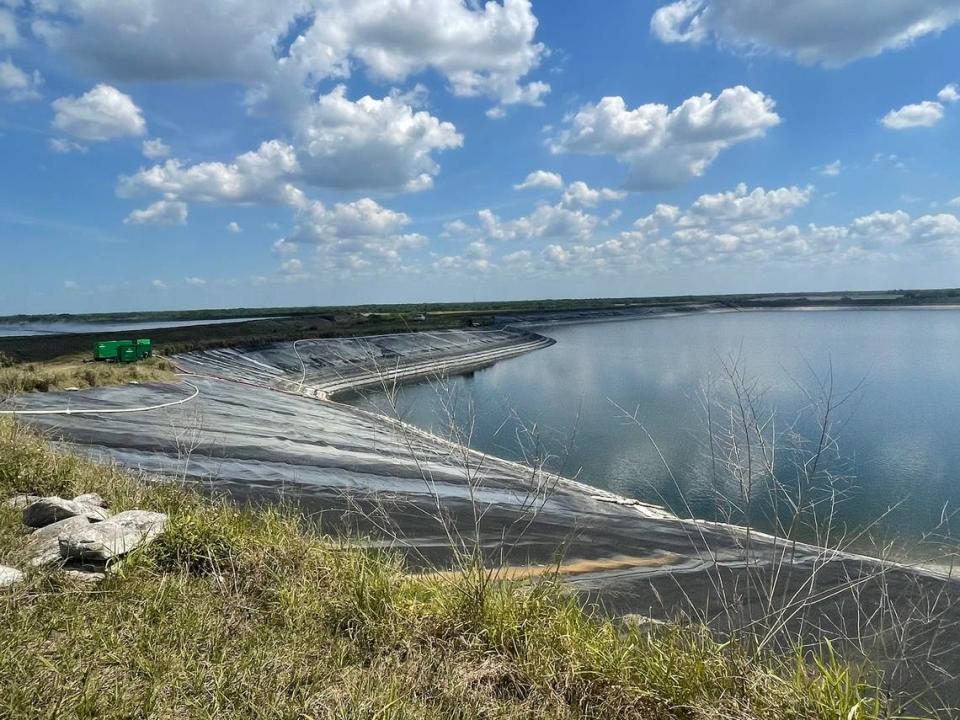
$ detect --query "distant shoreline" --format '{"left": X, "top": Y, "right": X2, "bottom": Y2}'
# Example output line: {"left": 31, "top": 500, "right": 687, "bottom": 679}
{"left": 5, "top": 292, "right": 960, "bottom": 364}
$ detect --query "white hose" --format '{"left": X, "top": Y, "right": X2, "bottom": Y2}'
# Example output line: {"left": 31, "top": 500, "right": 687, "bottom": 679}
{"left": 0, "top": 380, "right": 200, "bottom": 416}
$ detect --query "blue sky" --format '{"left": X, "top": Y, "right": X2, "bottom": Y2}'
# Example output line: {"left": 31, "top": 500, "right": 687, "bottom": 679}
{"left": 1, "top": 0, "right": 959, "bottom": 313}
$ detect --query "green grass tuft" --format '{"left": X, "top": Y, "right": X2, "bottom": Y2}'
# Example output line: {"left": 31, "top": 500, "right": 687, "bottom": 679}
{"left": 0, "top": 356, "right": 177, "bottom": 397}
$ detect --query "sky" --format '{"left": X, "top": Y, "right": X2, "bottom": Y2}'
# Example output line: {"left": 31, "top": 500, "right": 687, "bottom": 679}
{"left": 1, "top": 1, "right": 960, "bottom": 314}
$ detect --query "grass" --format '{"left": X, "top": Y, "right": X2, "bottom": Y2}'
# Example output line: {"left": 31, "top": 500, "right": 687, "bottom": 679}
{"left": 0, "top": 417, "right": 887, "bottom": 719}
{"left": 0, "top": 355, "right": 177, "bottom": 397}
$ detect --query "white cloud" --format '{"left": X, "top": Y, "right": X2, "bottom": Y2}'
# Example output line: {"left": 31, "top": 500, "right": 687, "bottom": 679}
{"left": 681, "top": 183, "right": 813, "bottom": 226}
{"left": 123, "top": 198, "right": 188, "bottom": 225}
{"left": 0, "top": 57, "right": 41, "bottom": 101}
{"left": 280, "top": 197, "right": 427, "bottom": 273}
{"left": 883, "top": 83, "right": 960, "bottom": 129}
{"left": 274, "top": 0, "right": 547, "bottom": 112}
{"left": 184, "top": 276, "right": 206, "bottom": 286}
{"left": 514, "top": 172, "right": 624, "bottom": 208}
{"left": 0, "top": 8, "right": 18, "bottom": 47}
{"left": 466, "top": 203, "right": 601, "bottom": 243}
{"left": 431, "top": 182, "right": 960, "bottom": 276}
{"left": 226, "top": 221, "right": 241, "bottom": 233}
{"left": 549, "top": 86, "right": 780, "bottom": 189}
{"left": 949, "top": 196, "right": 960, "bottom": 207}
{"left": 818, "top": 160, "right": 842, "bottom": 176}
{"left": 514, "top": 170, "right": 563, "bottom": 191}
{"left": 119, "top": 140, "right": 304, "bottom": 206}
{"left": 38, "top": 0, "right": 306, "bottom": 82}
{"left": 37, "top": 0, "right": 548, "bottom": 111}
{"left": 49, "top": 137, "right": 86, "bottom": 153}
{"left": 280, "top": 257, "right": 303, "bottom": 274}
{"left": 938, "top": 84, "right": 960, "bottom": 103}
{"left": 882, "top": 100, "right": 945, "bottom": 129}
{"left": 151, "top": 279, "right": 168, "bottom": 289}
{"left": 293, "top": 85, "right": 462, "bottom": 192}
{"left": 51, "top": 84, "right": 146, "bottom": 141}
{"left": 63, "top": 279, "right": 78, "bottom": 290}
{"left": 142, "top": 138, "right": 170, "bottom": 159}
{"left": 560, "top": 181, "right": 626, "bottom": 209}
{"left": 651, "top": 0, "right": 960, "bottom": 67}
{"left": 850, "top": 209, "right": 960, "bottom": 248}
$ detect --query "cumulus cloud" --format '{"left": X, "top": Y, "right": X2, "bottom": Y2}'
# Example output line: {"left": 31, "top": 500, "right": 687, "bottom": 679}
{"left": 123, "top": 198, "right": 188, "bottom": 225}
{"left": 118, "top": 140, "right": 304, "bottom": 206}
{"left": 651, "top": 0, "right": 960, "bottom": 67}
{"left": 560, "top": 181, "right": 626, "bottom": 209}
{"left": 681, "top": 183, "right": 813, "bottom": 226}
{"left": 293, "top": 85, "right": 462, "bottom": 191}
{"left": 549, "top": 86, "right": 780, "bottom": 189}
{"left": 280, "top": 197, "right": 427, "bottom": 273}
{"left": 514, "top": 171, "right": 625, "bottom": 208}
{"left": 938, "top": 83, "right": 960, "bottom": 103}
{"left": 51, "top": 84, "right": 146, "bottom": 141}
{"left": 0, "top": 57, "right": 41, "bottom": 101}
{"left": 34, "top": 0, "right": 548, "bottom": 111}
{"left": 882, "top": 100, "right": 945, "bottom": 129}
{"left": 226, "top": 221, "right": 241, "bottom": 233}
{"left": 151, "top": 279, "right": 168, "bottom": 289}
{"left": 882, "top": 85, "right": 958, "bottom": 129}
{"left": 528, "top": 187, "right": 960, "bottom": 275}
{"left": 142, "top": 138, "right": 170, "bottom": 159}
{"left": 122, "top": 86, "right": 461, "bottom": 208}
{"left": 431, "top": 179, "right": 960, "bottom": 278}
{"left": 184, "top": 276, "right": 206, "bottom": 286}
{"left": 514, "top": 170, "right": 564, "bottom": 190}
{"left": 460, "top": 204, "right": 601, "bottom": 243}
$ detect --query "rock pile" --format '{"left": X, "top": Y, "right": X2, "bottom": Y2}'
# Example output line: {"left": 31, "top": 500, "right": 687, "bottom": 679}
{"left": 2, "top": 493, "right": 168, "bottom": 587}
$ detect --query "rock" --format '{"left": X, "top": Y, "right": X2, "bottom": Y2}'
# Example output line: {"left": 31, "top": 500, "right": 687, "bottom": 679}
{"left": 22, "top": 497, "right": 111, "bottom": 528}
{"left": 620, "top": 614, "right": 668, "bottom": 630}
{"left": 58, "top": 510, "right": 167, "bottom": 562}
{"left": 23, "top": 515, "right": 92, "bottom": 567}
{"left": 62, "top": 569, "right": 106, "bottom": 583}
{"left": 61, "top": 561, "right": 107, "bottom": 583}
{"left": 0, "top": 565, "right": 24, "bottom": 589}
{"left": 72, "top": 493, "right": 107, "bottom": 508}
{"left": 4, "top": 494, "right": 42, "bottom": 509}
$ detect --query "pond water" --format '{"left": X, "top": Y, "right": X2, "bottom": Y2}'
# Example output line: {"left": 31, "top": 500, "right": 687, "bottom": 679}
{"left": 0, "top": 317, "right": 277, "bottom": 337}
{"left": 345, "top": 309, "right": 960, "bottom": 552}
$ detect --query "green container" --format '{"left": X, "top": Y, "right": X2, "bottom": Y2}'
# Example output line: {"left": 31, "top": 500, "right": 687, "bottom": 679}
{"left": 94, "top": 339, "right": 152, "bottom": 362}
{"left": 94, "top": 341, "right": 118, "bottom": 361}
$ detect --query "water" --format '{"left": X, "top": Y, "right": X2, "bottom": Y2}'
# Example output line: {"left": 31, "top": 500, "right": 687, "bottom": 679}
{"left": 0, "top": 317, "right": 277, "bottom": 337}
{"left": 345, "top": 309, "right": 960, "bottom": 550}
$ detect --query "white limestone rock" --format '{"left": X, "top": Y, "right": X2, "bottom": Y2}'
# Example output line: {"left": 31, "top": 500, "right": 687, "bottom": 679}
{"left": 58, "top": 510, "right": 167, "bottom": 562}
{"left": 4, "top": 494, "right": 42, "bottom": 509}
{"left": 0, "top": 565, "right": 24, "bottom": 588}
{"left": 24, "top": 515, "right": 93, "bottom": 567}
{"left": 23, "top": 497, "right": 111, "bottom": 528}
{"left": 72, "top": 493, "right": 108, "bottom": 508}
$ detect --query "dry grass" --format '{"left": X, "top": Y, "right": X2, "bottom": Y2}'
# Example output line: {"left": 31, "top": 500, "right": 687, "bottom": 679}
{"left": 0, "top": 355, "right": 177, "bottom": 397}
{"left": 0, "top": 417, "right": 886, "bottom": 719}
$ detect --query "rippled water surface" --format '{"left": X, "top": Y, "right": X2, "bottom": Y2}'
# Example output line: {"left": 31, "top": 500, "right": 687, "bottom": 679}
{"left": 0, "top": 317, "right": 277, "bottom": 337}
{"left": 346, "top": 309, "right": 960, "bottom": 546}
